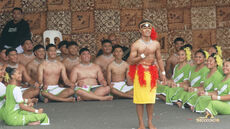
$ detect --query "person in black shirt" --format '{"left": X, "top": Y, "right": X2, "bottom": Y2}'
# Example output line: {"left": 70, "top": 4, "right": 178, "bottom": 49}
{"left": 0, "top": 7, "right": 31, "bottom": 53}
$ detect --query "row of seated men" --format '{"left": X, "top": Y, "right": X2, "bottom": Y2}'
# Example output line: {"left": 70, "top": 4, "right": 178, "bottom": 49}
{"left": 0, "top": 39, "right": 133, "bottom": 104}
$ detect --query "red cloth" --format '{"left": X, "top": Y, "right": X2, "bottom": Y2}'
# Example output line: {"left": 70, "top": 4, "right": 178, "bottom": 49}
{"left": 128, "top": 64, "right": 158, "bottom": 90}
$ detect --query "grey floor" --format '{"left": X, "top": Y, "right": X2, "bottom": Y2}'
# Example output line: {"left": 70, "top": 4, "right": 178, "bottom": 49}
{"left": 0, "top": 99, "right": 229, "bottom": 129}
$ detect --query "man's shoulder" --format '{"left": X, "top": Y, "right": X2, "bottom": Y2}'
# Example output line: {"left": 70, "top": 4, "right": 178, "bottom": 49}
{"left": 20, "top": 19, "right": 29, "bottom": 25}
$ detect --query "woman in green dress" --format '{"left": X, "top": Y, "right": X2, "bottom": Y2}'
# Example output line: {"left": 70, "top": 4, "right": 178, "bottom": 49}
{"left": 205, "top": 59, "right": 230, "bottom": 117}
{"left": 208, "top": 44, "right": 223, "bottom": 75}
{"left": 2, "top": 67, "right": 49, "bottom": 126}
{"left": 156, "top": 44, "right": 191, "bottom": 103}
{"left": 188, "top": 53, "right": 223, "bottom": 112}
{"left": 174, "top": 49, "right": 209, "bottom": 108}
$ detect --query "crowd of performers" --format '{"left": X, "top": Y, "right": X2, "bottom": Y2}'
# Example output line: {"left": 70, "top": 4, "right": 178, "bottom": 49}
{"left": 157, "top": 43, "right": 230, "bottom": 118}
{"left": 0, "top": 34, "right": 229, "bottom": 126}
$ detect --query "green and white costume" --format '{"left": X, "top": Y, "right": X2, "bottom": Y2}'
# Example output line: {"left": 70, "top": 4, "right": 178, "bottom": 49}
{"left": 205, "top": 78, "right": 230, "bottom": 116}
{"left": 2, "top": 85, "right": 49, "bottom": 126}
{"left": 112, "top": 82, "right": 133, "bottom": 93}
{"left": 0, "top": 82, "right": 6, "bottom": 120}
{"left": 172, "top": 65, "right": 209, "bottom": 108}
{"left": 190, "top": 70, "right": 223, "bottom": 113}
{"left": 164, "top": 64, "right": 191, "bottom": 105}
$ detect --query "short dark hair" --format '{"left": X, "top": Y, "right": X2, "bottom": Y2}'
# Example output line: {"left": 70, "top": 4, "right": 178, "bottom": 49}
{"left": 12, "top": 7, "right": 23, "bottom": 13}
{"left": 195, "top": 49, "right": 206, "bottom": 58}
{"left": 174, "top": 37, "right": 185, "bottom": 44}
{"left": 79, "top": 48, "right": 90, "bottom": 55}
{"left": 112, "top": 45, "right": 123, "bottom": 53}
{"left": 67, "top": 41, "right": 78, "bottom": 48}
{"left": 58, "top": 40, "right": 68, "bottom": 49}
{"left": 21, "top": 39, "right": 32, "bottom": 46}
{"left": 138, "top": 20, "right": 153, "bottom": 28}
{"left": 46, "top": 44, "right": 56, "bottom": 51}
{"left": 101, "top": 39, "right": 112, "bottom": 46}
{"left": 0, "top": 48, "right": 7, "bottom": 52}
{"left": 5, "top": 67, "right": 16, "bottom": 79}
{"left": 180, "top": 44, "right": 193, "bottom": 50}
{"left": 33, "top": 44, "right": 45, "bottom": 53}
{"left": 6, "top": 48, "right": 17, "bottom": 56}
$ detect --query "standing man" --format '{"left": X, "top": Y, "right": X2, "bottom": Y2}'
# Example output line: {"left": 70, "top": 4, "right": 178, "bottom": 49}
{"left": 165, "top": 37, "right": 184, "bottom": 79}
{"left": 128, "top": 20, "right": 166, "bottom": 129}
{"left": 0, "top": 7, "right": 31, "bottom": 53}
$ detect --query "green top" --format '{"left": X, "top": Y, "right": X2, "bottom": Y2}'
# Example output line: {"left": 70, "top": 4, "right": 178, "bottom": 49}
{"left": 189, "top": 65, "right": 209, "bottom": 87}
{"left": 172, "top": 63, "right": 191, "bottom": 83}
{"left": 203, "top": 70, "right": 224, "bottom": 92}
{"left": 2, "top": 85, "right": 24, "bottom": 122}
{"left": 215, "top": 78, "right": 230, "bottom": 96}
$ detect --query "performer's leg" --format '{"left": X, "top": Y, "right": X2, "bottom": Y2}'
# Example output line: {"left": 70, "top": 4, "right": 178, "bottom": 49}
{"left": 76, "top": 89, "right": 113, "bottom": 101}
{"left": 41, "top": 91, "right": 75, "bottom": 103}
{"left": 57, "top": 88, "right": 75, "bottom": 98}
{"left": 146, "top": 104, "right": 156, "bottom": 129}
{"left": 23, "top": 87, "right": 40, "bottom": 99}
{"left": 156, "top": 94, "right": 166, "bottom": 102}
{"left": 136, "top": 104, "right": 145, "bottom": 129}
{"left": 94, "top": 86, "right": 110, "bottom": 96}
{"left": 111, "top": 88, "right": 133, "bottom": 99}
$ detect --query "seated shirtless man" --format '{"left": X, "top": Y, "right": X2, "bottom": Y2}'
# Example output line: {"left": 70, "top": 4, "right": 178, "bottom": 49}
{"left": 62, "top": 41, "right": 80, "bottom": 77}
{"left": 70, "top": 48, "right": 113, "bottom": 101}
{"left": 38, "top": 44, "right": 75, "bottom": 103}
{"left": 94, "top": 39, "right": 115, "bottom": 80}
{"left": 18, "top": 39, "right": 35, "bottom": 66}
{"left": 26, "top": 44, "right": 45, "bottom": 82}
{"left": 107, "top": 45, "right": 133, "bottom": 99}
{"left": 5, "top": 48, "right": 39, "bottom": 99}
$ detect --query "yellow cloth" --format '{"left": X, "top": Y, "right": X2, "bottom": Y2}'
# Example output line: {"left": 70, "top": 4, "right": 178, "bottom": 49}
{"left": 133, "top": 71, "right": 157, "bottom": 104}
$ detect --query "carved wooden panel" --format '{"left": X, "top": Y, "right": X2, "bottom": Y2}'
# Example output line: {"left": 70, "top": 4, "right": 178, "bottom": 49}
{"left": 24, "top": 13, "right": 46, "bottom": 34}
{"left": 120, "top": 9, "right": 142, "bottom": 32}
{"left": 217, "top": 6, "right": 230, "bottom": 28}
{"left": 168, "top": 8, "right": 191, "bottom": 30}
{"left": 72, "top": 11, "right": 94, "bottom": 34}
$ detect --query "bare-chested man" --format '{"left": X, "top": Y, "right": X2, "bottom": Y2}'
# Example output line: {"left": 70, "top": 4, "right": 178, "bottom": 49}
{"left": 0, "top": 48, "right": 7, "bottom": 65}
{"left": 5, "top": 48, "right": 40, "bottom": 99}
{"left": 26, "top": 44, "right": 45, "bottom": 82}
{"left": 57, "top": 40, "right": 69, "bottom": 61}
{"left": 128, "top": 20, "right": 166, "bottom": 129}
{"left": 165, "top": 37, "right": 184, "bottom": 79}
{"left": 62, "top": 41, "right": 80, "bottom": 76}
{"left": 18, "top": 39, "right": 35, "bottom": 66}
{"left": 94, "top": 39, "right": 114, "bottom": 80}
{"left": 107, "top": 45, "right": 133, "bottom": 99}
{"left": 38, "top": 44, "right": 75, "bottom": 103}
{"left": 70, "top": 48, "right": 113, "bottom": 101}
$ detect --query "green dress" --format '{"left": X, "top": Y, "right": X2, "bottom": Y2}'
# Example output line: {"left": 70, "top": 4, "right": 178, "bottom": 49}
{"left": 171, "top": 65, "right": 209, "bottom": 108}
{"left": 205, "top": 78, "right": 230, "bottom": 116}
{"left": 0, "top": 82, "right": 6, "bottom": 120}
{"left": 187, "top": 70, "right": 223, "bottom": 112}
{"left": 2, "top": 85, "right": 49, "bottom": 126}
{"left": 157, "top": 64, "right": 190, "bottom": 96}
{"left": 164, "top": 64, "right": 191, "bottom": 105}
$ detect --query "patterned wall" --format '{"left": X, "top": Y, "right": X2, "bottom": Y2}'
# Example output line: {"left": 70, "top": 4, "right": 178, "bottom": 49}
{"left": 1, "top": 0, "right": 230, "bottom": 59}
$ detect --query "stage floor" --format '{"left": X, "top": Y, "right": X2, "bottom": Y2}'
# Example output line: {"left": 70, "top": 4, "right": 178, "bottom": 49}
{"left": 0, "top": 99, "right": 229, "bottom": 129}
